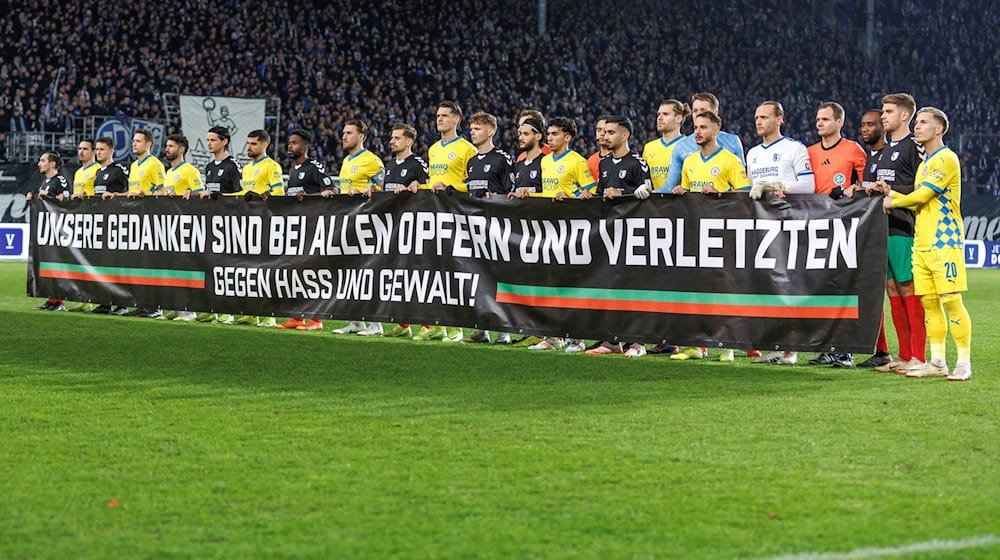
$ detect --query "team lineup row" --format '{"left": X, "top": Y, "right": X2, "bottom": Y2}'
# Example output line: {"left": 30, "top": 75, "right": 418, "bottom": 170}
{"left": 28, "top": 91, "right": 973, "bottom": 380}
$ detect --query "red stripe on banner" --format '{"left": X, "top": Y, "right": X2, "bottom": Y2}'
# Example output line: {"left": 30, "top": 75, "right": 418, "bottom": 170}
{"left": 39, "top": 269, "right": 205, "bottom": 289}
{"left": 495, "top": 292, "right": 858, "bottom": 319}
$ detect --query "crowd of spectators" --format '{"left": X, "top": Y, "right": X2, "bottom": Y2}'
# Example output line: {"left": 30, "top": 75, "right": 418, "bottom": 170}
{"left": 1, "top": 0, "right": 998, "bottom": 192}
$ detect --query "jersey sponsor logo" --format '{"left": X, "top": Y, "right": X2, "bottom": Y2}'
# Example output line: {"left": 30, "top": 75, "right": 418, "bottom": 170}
{"left": 619, "top": 169, "right": 627, "bottom": 179}
{"left": 834, "top": 173, "right": 846, "bottom": 185}
{"left": 710, "top": 167, "right": 721, "bottom": 177}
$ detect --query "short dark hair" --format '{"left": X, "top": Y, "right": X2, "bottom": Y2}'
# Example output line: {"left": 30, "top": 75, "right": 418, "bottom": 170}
{"left": 344, "top": 120, "right": 368, "bottom": 136}
{"left": 134, "top": 129, "right": 153, "bottom": 143}
{"left": 520, "top": 117, "right": 545, "bottom": 135}
{"left": 438, "top": 100, "right": 462, "bottom": 118}
{"left": 604, "top": 115, "right": 633, "bottom": 135}
{"left": 391, "top": 122, "right": 417, "bottom": 140}
{"left": 548, "top": 116, "right": 577, "bottom": 137}
{"left": 166, "top": 133, "right": 189, "bottom": 152}
{"left": 519, "top": 108, "right": 545, "bottom": 123}
{"left": 80, "top": 138, "right": 95, "bottom": 149}
{"left": 469, "top": 112, "right": 498, "bottom": 129}
{"left": 819, "top": 102, "right": 845, "bottom": 120}
{"left": 289, "top": 130, "right": 313, "bottom": 144}
{"left": 96, "top": 136, "right": 115, "bottom": 149}
{"left": 208, "top": 126, "right": 231, "bottom": 144}
{"left": 247, "top": 129, "right": 270, "bottom": 144}
{"left": 42, "top": 151, "right": 62, "bottom": 167}
{"left": 694, "top": 112, "right": 723, "bottom": 127}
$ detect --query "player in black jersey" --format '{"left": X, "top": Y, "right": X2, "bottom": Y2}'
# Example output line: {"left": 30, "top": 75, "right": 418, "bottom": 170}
{"left": 285, "top": 130, "right": 332, "bottom": 197}
{"left": 27, "top": 151, "right": 70, "bottom": 310}
{"left": 866, "top": 93, "right": 927, "bottom": 375}
{"left": 465, "top": 112, "right": 512, "bottom": 198}
{"left": 510, "top": 116, "right": 545, "bottom": 199}
{"left": 596, "top": 116, "right": 652, "bottom": 200}
{"left": 201, "top": 126, "right": 242, "bottom": 198}
{"left": 92, "top": 137, "right": 130, "bottom": 198}
{"left": 383, "top": 123, "right": 429, "bottom": 194}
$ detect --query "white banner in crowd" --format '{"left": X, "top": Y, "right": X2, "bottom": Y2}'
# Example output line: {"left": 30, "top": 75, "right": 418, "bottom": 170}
{"left": 180, "top": 96, "right": 266, "bottom": 170}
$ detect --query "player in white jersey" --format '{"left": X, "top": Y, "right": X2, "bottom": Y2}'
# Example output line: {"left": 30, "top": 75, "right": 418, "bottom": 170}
{"left": 747, "top": 101, "right": 814, "bottom": 367}
{"left": 746, "top": 101, "right": 815, "bottom": 195}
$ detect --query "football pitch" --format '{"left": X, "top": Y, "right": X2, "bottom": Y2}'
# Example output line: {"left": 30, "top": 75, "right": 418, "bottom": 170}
{"left": 1, "top": 261, "right": 996, "bottom": 559}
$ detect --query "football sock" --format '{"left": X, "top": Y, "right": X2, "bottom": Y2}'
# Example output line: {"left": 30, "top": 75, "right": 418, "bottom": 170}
{"left": 904, "top": 295, "right": 926, "bottom": 362}
{"left": 941, "top": 293, "right": 972, "bottom": 364}
{"left": 921, "top": 295, "right": 947, "bottom": 363}
{"left": 888, "top": 295, "right": 911, "bottom": 361}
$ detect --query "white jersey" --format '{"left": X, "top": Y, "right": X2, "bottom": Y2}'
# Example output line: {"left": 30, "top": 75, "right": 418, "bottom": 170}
{"left": 746, "top": 136, "right": 815, "bottom": 194}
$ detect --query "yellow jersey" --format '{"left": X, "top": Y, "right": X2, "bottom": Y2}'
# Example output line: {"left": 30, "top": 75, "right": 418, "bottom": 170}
{"left": 338, "top": 149, "right": 385, "bottom": 194}
{"left": 128, "top": 154, "right": 166, "bottom": 195}
{"left": 241, "top": 156, "right": 285, "bottom": 196}
{"left": 893, "top": 145, "right": 963, "bottom": 252}
{"left": 540, "top": 149, "right": 596, "bottom": 198}
{"left": 164, "top": 161, "right": 205, "bottom": 195}
{"left": 427, "top": 136, "right": 476, "bottom": 191}
{"left": 72, "top": 161, "right": 100, "bottom": 196}
{"left": 642, "top": 135, "right": 685, "bottom": 190}
{"left": 680, "top": 147, "right": 751, "bottom": 193}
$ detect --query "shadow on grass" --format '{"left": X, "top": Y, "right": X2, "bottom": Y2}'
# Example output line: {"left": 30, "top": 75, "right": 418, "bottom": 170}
{"left": 0, "top": 307, "right": 892, "bottom": 414}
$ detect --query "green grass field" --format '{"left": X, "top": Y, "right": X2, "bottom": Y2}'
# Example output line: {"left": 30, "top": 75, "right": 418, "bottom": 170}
{"left": 1, "top": 262, "right": 997, "bottom": 559}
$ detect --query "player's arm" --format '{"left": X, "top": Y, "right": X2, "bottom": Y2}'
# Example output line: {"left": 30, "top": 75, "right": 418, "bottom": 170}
{"left": 576, "top": 159, "right": 597, "bottom": 199}
{"left": 785, "top": 145, "right": 816, "bottom": 194}
{"left": 268, "top": 162, "right": 285, "bottom": 197}
{"left": 730, "top": 162, "right": 752, "bottom": 192}
{"left": 674, "top": 165, "right": 690, "bottom": 195}
{"left": 660, "top": 147, "right": 685, "bottom": 192}
{"left": 150, "top": 163, "right": 166, "bottom": 195}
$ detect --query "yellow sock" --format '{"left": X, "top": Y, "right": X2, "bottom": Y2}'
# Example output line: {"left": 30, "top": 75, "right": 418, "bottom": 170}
{"left": 941, "top": 293, "right": 972, "bottom": 363}
{"left": 920, "top": 295, "right": 947, "bottom": 363}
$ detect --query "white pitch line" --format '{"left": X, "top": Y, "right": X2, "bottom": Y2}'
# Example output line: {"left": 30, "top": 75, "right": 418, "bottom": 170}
{"left": 752, "top": 534, "right": 1000, "bottom": 560}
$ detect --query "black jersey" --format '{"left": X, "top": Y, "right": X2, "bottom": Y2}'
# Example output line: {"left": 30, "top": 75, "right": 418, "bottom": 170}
{"left": 39, "top": 174, "right": 70, "bottom": 197}
{"left": 465, "top": 147, "right": 513, "bottom": 197}
{"left": 204, "top": 156, "right": 242, "bottom": 195}
{"left": 597, "top": 152, "right": 651, "bottom": 196}
{"left": 384, "top": 154, "right": 429, "bottom": 193}
{"left": 862, "top": 145, "right": 881, "bottom": 183}
{"left": 874, "top": 134, "right": 924, "bottom": 236}
{"left": 513, "top": 154, "right": 543, "bottom": 194}
{"left": 92, "top": 163, "right": 130, "bottom": 195}
{"left": 287, "top": 159, "right": 331, "bottom": 195}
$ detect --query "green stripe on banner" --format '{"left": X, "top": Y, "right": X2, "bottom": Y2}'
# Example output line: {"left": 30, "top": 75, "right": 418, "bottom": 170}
{"left": 496, "top": 282, "right": 857, "bottom": 308}
{"left": 40, "top": 262, "right": 205, "bottom": 281}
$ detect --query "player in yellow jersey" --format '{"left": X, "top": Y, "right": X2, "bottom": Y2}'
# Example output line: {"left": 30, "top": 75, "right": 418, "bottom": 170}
{"left": 882, "top": 107, "right": 972, "bottom": 381}
{"left": 127, "top": 129, "right": 165, "bottom": 197}
{"left": 675, "top": 112, "right": 750, "bottom": 195}
{"left": 671, "top": 112, "right": 750, "bottom": 362}
{"left": 427, "top": 100, "right": 476, "bottom": 193}
{"left": 336, "top": 120, "right": 384, "bottom": 196}
{"left": 70, "top": 139, "right": 99, "bottom": 199}
{"left": 236, "top": 129, "right": 283, "bottom": 327}
{"left": 642, "top": 100, "right": 690, "bottom": 191}
{"left": 161, "top": 134, "right": 204, "bottom": 199}
{"left": 539, "top": 116, "right": 596, "bottom": 201}
{"left": 241, "top": 129, "right": 284, "bottom": 199}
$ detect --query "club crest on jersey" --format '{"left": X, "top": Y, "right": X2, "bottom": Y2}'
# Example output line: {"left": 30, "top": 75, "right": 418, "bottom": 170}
{"left": 298, "top": 172, "right": 305, "bottom": 179}
{"left": 710, "top": 166, "right": 721, "bottom": 177}
{"left": 870, "top": 164, "right": 877, "bottom": 172}
{"left": 217, "top": 169, "right": 223, "bottom": 176}
{"left": 351, "top": 165, "right": 359, "bottom": 173}
{"left": 173, "top": 174, "right": 180, "bottom": 181}
{"left": 557, "top": 165, "right": 565, "bottom": 174}
{"left": 891, "top": 152, "right": 899, "bottom": 161}
{"left": 102, "top": 173, "right": 109, "bottom": 180}
{"left": 484, "top": 164, "right": 491, "bottom": 172}
{"left": 619, "top": 169, "right": 627, "bottom": 179}
{"left": 448, "top": 152, "right": 456, "bottom": 160}
{"left": 834, "top": 173, "right": 846, "bottom": 185}
{"left": 401, "top": 169, "right": 408, "bottom": 177}
{"left": 254, "top": 169, "right": 261, "bottom": 177}
{"left": 772, "top": 153, "right": 781, "bottom": 162}
{"left": 529, "top": 170, "right": 538, "bottom": 179}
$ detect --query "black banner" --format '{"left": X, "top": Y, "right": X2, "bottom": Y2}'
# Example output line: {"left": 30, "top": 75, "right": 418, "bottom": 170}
{"left": 29, "top": 192, "right": 887, "bottom": 352}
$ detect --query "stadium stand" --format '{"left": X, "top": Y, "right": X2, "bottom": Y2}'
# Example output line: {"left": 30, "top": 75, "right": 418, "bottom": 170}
{"left": 1, "top": 0, "right": 997, "bottom": 191}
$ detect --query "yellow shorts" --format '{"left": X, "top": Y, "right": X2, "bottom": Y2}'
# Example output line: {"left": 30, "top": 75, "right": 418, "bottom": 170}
{"left": 913, "top": 247, "right": 967, "bottom": 296}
